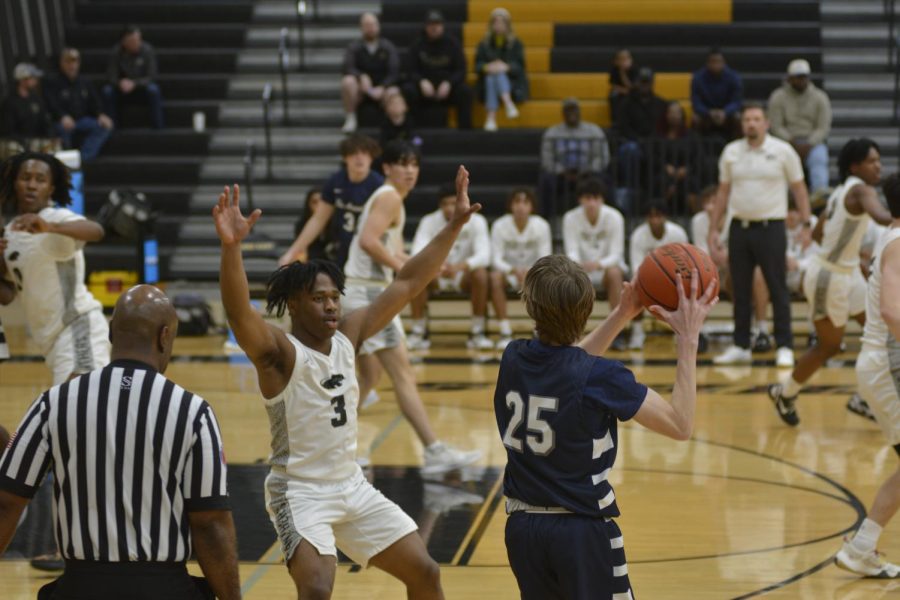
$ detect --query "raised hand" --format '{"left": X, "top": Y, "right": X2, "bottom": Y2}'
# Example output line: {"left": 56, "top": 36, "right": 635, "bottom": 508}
{"left": 648, "top": 270, "right": 718, "bottom": 339}
{"left": 619, "top": 281, "right": 644, "bottom": 320}
{"left": 212, "top": 184, "right": 261, "bottom": 246}
{"left": 452, "top": 165, "right": 482, "bottom": 226}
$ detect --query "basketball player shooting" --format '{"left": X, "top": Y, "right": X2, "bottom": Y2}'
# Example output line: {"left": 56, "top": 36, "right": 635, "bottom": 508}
{"left": 214, "top": 166, "right": 479, "bottom": 599}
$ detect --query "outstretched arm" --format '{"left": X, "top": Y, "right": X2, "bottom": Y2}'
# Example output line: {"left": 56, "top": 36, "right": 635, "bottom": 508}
{"left": 856, "top": 185, "right": 893, "bottom": 226}
{"left": 340, "top": 166, "right": 481, "bottom": 349}
{"left": 11, "top": 214, "right": 104, "bottom": 242}
{"left": 278, "top": 202, "right": 335, "bottom": 266}
{"left": 214, "top": 185, "right": 295, "bottom": 398}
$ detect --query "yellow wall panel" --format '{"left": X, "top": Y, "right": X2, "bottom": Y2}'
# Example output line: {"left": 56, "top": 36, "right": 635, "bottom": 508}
{"left": 462, "top": 21, "right": 553, "bottom": 47}
{"left": 467, "top": 0, "right": 731, "bottom": 24}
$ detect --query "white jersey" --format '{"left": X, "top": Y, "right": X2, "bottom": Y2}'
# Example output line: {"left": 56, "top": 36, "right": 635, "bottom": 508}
{"left": 862, "top": 226, "right": 900, "bottom": 349}
{"left": 411, "top": 210, "right": 490, "bottom": 270}
{"left": 690, "top": 211, "right": 731, "bottom": 254}
{"left": 344, "top": 184, "right": 405, "bottom": 284}
{"left": 490, "top": 214, "right": 552, "bottom": 273}
{"left": 265, "top": 331, "right": 361, "bottom": 481}
{"left": 629, "top": 221, "right": 689, "bottom": 271}
{"left": 3, "top": 207, "right": 102, "bottom": 354}
{"left": 818, "top": 176, "right": 870, "bottom": 271}
{"left": 562, "top": 204, "right": 624, "bottom": 269}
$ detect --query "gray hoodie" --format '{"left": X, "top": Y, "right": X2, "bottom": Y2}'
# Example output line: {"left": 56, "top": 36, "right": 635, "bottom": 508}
{"left": 767, "top": 80, "right": 831, "bottom": 146}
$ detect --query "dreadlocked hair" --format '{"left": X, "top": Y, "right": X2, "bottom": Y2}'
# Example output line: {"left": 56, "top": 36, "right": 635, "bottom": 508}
{"left": 0, "top": 151, "right": 72, "bottom": 213}
{"left": 265, "top": 259, "right": 345, "bottom": 317}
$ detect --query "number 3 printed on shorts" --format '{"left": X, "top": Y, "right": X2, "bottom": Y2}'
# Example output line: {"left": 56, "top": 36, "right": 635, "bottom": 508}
{"left": 330, "top": 395, "right": 347, "bottom": 427}
{"left": 501, "top": 391, "right": 558, "bottom": 455}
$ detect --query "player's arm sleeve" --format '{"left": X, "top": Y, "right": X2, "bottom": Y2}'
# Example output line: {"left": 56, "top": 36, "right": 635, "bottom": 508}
{"left": 584, "top": 360, "right": 648, "bottom": 422}
{"left": 182, "top": 402, "right": 230, "bottom": 512}
{"left": 0, "top": 393, "right": 52, "bottom": 499}
{"left": 491, "top": 223, "right": 512, "bottom": 273}
{"left": 466, "top": 218, "right": 491, "bottom": 270}
{"left": 598, "top": 211, "right": 624, "bottom": 270}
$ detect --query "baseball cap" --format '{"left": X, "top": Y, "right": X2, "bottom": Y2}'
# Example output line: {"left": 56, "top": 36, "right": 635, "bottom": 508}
{"left": 637, "top": 67, "right": 654, "bottom": 82}
{"left": 787, "top": 59, "right": 811, "bottom": 76}
{"left": 14, "top": 62, "right": 43, "bottom": 81}
{"left": 425, "top": 10, "right": 444, "bottom": 24}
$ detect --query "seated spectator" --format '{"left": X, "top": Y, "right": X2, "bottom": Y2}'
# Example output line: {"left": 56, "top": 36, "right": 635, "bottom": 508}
{"left": 44, "top": 48, "right": 113, "bottom": 161}
{"left": 691, "top": 47, "right": 742, "bottom": 140}
{"left": 341, "top": 12, "right": 400, "bottom": 133}
{"left": 490, "top": 187, "right": 551, "bottom": 349}
{"left": 103, "top": 25, "right": 164, "bottom": 129}
{"left": 539, "top": 97, "right": 610, "bottom": 219}
{"left": 615, "top": 67, "right": 667, "bottom": 210}
{"left": 608, "top": 48, "right": 637, "bottom": 122}
{"left": 380, "top": 89, "right": 418, "bottom": 148}
{"left": 653, "top": 100, "right": 704, "bottom": 214}
{"left": 0, "top": 63, "right": 55, "bottom": 151}
{"left": 768, "top": 59, "right": 832, "bottom": 197}
{"left": 475, "top": 8, "right": 527, "bottom": 132}
{"left": 785, "top": 202, "right": 818, "bottom": 294}
{"left": 562, "top": 178, "right": 628, "bottom": 346}
{"left": 628, "top": 200, "right": 689, "bottom": 348}
{"left": 404, "top": 10, "right": 473, "bottom": 130}
{"left": 292, "top": 186, "right": 337, "bottom": 262}
{"left": 408, "top": 183, "right": 492, "bottom": 350}
{"left": 279, "top": 134, "right": 383, "bottom": 267}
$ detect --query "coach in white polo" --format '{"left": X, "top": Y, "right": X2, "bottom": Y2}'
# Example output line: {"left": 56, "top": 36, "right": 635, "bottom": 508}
{"left": 708, "top": 101, "right": 811, "bottom": 367}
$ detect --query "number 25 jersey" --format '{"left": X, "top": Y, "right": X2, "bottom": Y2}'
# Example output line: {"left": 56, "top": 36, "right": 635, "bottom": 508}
{"left": 494, "top": 339, "right": 647, "bottom": 517}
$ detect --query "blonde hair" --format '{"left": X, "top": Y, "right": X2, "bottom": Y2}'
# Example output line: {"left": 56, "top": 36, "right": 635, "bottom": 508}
{"left": 521, "top": 255, "right": 594, "bottom": 345}
{"left": 485, "top": 7, "right": 515, "bottom": 43}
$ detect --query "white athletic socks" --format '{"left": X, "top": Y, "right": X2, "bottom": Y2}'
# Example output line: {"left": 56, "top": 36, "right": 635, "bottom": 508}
{"left": 781, "top": 375, "right": 802, "bottom": 398}
{"left": 850, "top": 518, "right": 883, "bottom": 554}
{"left": 499, "top": 319, "right": 512, "bottom": 337}
{"left": 471, "top": 316, "right": 486, "bottom": 334}
{"left": 411, "top": 318, "right": 427, "bottom": 335}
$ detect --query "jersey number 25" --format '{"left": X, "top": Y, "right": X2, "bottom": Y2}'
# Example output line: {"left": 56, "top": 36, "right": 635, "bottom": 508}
{"left": 501, "top": 391, "right": 558, "bottom": 456}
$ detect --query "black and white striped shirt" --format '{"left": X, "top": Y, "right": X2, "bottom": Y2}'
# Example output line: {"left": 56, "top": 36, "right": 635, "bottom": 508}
{"left": 0, "top": 359, "right": 228, "bottom": 562}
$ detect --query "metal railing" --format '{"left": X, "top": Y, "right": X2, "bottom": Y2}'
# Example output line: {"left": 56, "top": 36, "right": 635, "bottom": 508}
{"left": 295, "top": 0, "right": 319, "bottom": 71}
{"left": 261, "top": 83, "right": 274, "bottom": 180}
{"left": 243, "top": 140, "right": 256, "bottom": 211}
{"left": 278, "top": 27, "right": 291, "bottom": 124}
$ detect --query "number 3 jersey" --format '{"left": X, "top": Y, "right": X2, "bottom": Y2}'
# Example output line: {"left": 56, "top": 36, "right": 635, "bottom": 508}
{"left": 265, "top": 331, "right": 361, "bottom": 481}
{"left": 494, "top": 339, "right": 647, "bottom": 517}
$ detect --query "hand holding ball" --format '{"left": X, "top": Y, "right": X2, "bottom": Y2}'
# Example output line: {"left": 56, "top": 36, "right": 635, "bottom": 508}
{"left": 636, "top": 243, "right": 719, "bottom": 313}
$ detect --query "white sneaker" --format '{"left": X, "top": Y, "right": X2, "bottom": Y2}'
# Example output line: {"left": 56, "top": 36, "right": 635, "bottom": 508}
{"left": 467, "top": 332, "right": 494, "bottom": 350}
{"left": 360, "top": 389, "right": 380, "bottom": 410}
{"left": 422, "top": 442, "right": 481, "bottom": 476}
{"left": 713, "top": 345, "right": 752, "bottom": 365}
{"left": 505, "top": 102, "right": 519, "bottom": 119}
{"left": 495, "top": 335, "right": 513, "bottom": 351}
{"left": 424, "top": 483, "right": 484, "bottom": 514}
{"left": 341, "top": 113, "right": 357, "bottom": 133}
{"left": 835, "top": 538, "right": 900, "bottom": 578}
{"left": 628, "top": 326, "right": 645, "bottom": 350}
{"left": 775, "top": 346, "right": 794, "bottom": 368}
{"left": 407, "top": 331, "right": 431, "bottom": 350}
{"left": 484, "top": 116, "right": 498, "bottom": 131}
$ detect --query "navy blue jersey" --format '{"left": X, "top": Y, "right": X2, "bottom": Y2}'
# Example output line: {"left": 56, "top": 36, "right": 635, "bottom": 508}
{"left": 321, "top": 168, "right": 385, "bottom": 268}
{"left": 494, "top": 339, "right": 647, "bottom": 517}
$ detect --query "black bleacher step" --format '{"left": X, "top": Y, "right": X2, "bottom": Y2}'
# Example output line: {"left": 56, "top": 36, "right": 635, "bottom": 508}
{"left": 733, "top": 0, "right": 820, "bottom": 22}
{"left": 85, "top": 188, "right": 194, "bottom": 216}
{"left": 81, "top": 75, "right": 230, "bottom": 102}
{"left": 79, "top": 50, "right": 238, "bottom": 75}
{"left": 66, "top": 25, "right": 247, "bottom": 49}
{"left": 380, "top": 24, "right": 465, "bottom": 49}
{"left": 551, "top": 47, "right": 822, "bottom": 74}
{"left": 84, "top": 156, "right": 204, "bottom": 186}
{"left": 113, "top": 102, "right": 220, "bottom": 129}
{"left": 75, "top": 1, "right": 254, "bottom": 25}
{"left": 381, "top": 1, "right": 467, "bottom": 24}
{"left": 553, "top": 24, "right": 820, "bottom": 47}
{"left": 83, "top": 243, "right": 172, "bottom": 280}
{"left": 102, "top": 129, "right": 211, "bottom": 156}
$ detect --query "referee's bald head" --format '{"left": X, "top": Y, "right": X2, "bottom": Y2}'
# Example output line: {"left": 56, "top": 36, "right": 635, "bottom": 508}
{"left": 110, "top": 284, "right": 179, "bottom": 372}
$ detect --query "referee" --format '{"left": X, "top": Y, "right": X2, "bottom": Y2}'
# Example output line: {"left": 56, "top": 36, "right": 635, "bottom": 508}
{"left": 0, "top": 285, "right": 240, "bottom": 600}
{"left": 708, "top": 102, "right": 811, "bottom": 367}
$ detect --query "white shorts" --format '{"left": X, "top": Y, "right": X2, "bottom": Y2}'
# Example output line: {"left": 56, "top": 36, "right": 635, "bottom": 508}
{"left": 264, "top": 469, "right": 418, "bottom": 567}
{"left": 856, "top": 345, "right": 900, "bottom": 446}
{"left": 46, "top": 310, "right": 110, "bottom": 385}
{"left": 803, "top": 261, "right": 866, "bottom": 328}
{"left": 344, "top": 283, "right": 406, "bottom": 356}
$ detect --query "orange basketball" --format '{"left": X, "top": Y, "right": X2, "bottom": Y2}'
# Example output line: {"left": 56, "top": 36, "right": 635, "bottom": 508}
{"left": 635, "top": 243, "right": 719, "bottom": 312}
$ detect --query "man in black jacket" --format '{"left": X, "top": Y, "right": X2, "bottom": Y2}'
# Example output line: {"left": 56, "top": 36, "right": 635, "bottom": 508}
{"left": 102, "top": 25, "right": 164, "bottom": 129}
{"left": 403, "top": 10, "right": 472, "bottom": 129}
{"left": 615, "top": 68, "right": 668, "bottom": 204}
{"left": 44, "top": 48, "right": 113, "bottom": 160}
{"left": 0, "top": 63, "right": 54, "bottom": 149}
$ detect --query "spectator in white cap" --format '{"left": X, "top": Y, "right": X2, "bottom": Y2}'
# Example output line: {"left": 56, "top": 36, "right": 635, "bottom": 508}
{"left": 767, "top": 59, "right": 832, "bottom": 197}
{"left": 0, "top": 63, "right": 55, "bottom": 150}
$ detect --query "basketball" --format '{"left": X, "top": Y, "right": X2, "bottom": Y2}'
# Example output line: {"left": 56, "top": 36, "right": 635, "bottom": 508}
{"left": 636, "top": 243, "right": 719, "bottom": 312}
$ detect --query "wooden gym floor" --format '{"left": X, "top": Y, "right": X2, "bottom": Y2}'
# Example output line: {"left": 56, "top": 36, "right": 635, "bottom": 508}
{"left": 1, "top": 302, "right": 898, "bottom": 599}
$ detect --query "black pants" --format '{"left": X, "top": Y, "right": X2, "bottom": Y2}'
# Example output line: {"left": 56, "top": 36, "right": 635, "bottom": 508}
{"left": 38, "top": 560, "right": 214, "bottom": 600}
{"left": 403, "top": 81, "right": 473, "bottom": 129}
{"left": 728, "top": 219, "right": 792, "bottom": 349}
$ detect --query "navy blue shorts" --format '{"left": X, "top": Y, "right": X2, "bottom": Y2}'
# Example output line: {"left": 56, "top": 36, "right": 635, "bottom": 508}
{"left": 505, "top": 512, "right": 633, "bottom": 600}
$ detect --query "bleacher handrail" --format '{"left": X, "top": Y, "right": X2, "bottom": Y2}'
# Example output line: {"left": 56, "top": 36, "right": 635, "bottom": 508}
{"left": 278, "top": 27, "right": 291, "bottom": 124}
{"left": 262, "top": 83, "right": 274, "bottom": 180}
{"left": 887, "top": 0, "right": 900, "bottom": 126}
{"left": 243, "top": 140, "right": 256, "bottom": 212}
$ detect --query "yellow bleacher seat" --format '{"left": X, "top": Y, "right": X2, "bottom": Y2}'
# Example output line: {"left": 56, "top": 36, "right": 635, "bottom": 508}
{"left": 465, "top": 47, "right": 550, "bottom": 73}
{"left": 463, "top": 72, "right": 691, "bottom": 101}
{"left": 470, "top": 99, "right": 692, "bottom": 129}
{"left": 462, "top": 22, "right": 553, "bottom": 48}
{"left": 466, "top": 0, "right": 731, "bottom": 24}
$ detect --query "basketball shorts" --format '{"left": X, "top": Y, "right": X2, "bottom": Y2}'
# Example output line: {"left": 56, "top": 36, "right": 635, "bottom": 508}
{"left": 803, "top": 261, "right": 866, "bottom": 328}
{"left": 344, "top": 283, "right": 406, "bottom": 356}
{"left": 264, "top": 468, "right": 418, "bottom": 567}
{"left": 505, "top": 511, "right": 634, "bottom": 600}
{"left": 46, "top": 310, "right": 110, "bottom": 385}
{"left": 787, "top": 269, "right": 804, "bottom": 294}
{"left": 857, "top": 345, "right": 900, "bottom": 446}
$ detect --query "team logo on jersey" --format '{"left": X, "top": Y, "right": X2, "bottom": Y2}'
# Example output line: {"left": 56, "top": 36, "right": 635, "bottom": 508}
{"left": 321, "top": 374, "right": 345, "bottom": 389}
